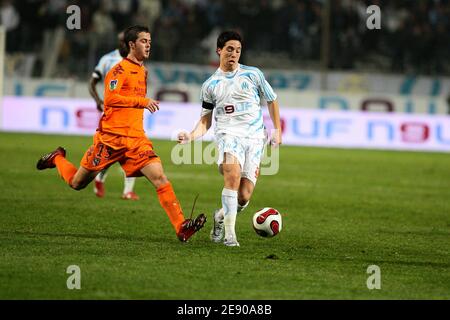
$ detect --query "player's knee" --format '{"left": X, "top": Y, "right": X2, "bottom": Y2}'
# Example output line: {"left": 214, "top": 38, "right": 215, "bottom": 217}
{"left": 238, "top": 193, "right": 251, "bottom": 205}
{"left": 223, "top": 168, "right": 240, "bottom": 181}
{"left": 70, "top": 181, "right": 86, "bottom": 191}
{"left": 224, "top": 174, "right": 240, "bottom": 188}
{"left": 153, "top": 173, "right": 169, "bottom": 188}
{"left": 239, "top": 186, "right": 253, "bottom": 204}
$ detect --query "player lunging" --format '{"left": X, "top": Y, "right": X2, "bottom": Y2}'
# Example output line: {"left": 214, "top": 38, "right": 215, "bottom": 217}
{"left": 37, "top": 25, "right": 206, "bottom": 242}
{"left": 178, "top": 30, "right": 281, "bottom": 246}
{"left": 88, "top": 31, "right": 140, "bottom": 200}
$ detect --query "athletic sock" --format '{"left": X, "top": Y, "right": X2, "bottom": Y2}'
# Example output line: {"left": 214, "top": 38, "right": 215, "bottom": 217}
{"left": 54, "top": 155, "right": 77, "bottom": 185}
{"left": 156, "top": 182, "right": 185, "bottom": 233}
{"left": 222, "top": 188, "right": 238, "bottom": 240}
{"left": 123, "top": 177, "right": 136, "bottom": 194}
{"left": 95, "top": 169, "right": 108, "bottom": 183}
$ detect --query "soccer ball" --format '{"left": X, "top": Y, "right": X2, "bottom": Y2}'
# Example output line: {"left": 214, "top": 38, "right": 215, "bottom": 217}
{"left": 252, "top": 207, "right": 282, "bottom": 238}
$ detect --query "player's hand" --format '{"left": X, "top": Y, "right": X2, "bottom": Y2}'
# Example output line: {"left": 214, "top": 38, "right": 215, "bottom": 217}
{"left": 177, "top": 131, "right": 191, "bottom": 144}
{"left": 96, "top": 100, "right": 104, "bottom": 112}
{"left": 270, "top": 129, "right": 282, "bottom": 148}
{"left": 144, "top": 99, "right": 160, "bottom": 113}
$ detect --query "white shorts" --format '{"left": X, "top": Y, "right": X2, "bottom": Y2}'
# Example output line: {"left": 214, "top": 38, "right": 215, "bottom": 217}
{"left": 216, "top": 134, "right": 266, "bottom": 185}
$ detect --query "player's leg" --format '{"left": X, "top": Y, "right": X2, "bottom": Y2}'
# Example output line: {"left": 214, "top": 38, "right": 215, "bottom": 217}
{"left": 211, "top": 176, "right": 254, "bottom": 242}
{"left": 139, "top": 161, "right": 206, "bottom": 241}
{"left": 93, "top": 168, "right": 108, "bottom": 198}
{"left": 78, "top": 133, "right": 122, "bottom": 191}
{"left": 237, "top": 137, "right": 265, "bottom": 212}
{"left": 237, "top": 177, "right": 254, "bottom": 212}
{"left": 217, "top": 167, "right": 254, "bottom": 204}
{"left": 121, "top": 166, "right": 139, "bottom": 200}
{"left": 210, "top": 134, "right": 245, "bottom": 246}
{"left": 70, "top": 167, "right": 101, "bottom": 190}
{"left": 220, "top": 152, "right": 242, "bottom": 247}
{"left": 126, "top": 137, "right": 205, "bottom": 242}
{"left": 36, "top": 146, "right": 100, "bottom": 190}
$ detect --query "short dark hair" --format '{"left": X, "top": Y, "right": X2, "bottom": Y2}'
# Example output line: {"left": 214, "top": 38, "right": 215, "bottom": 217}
{"left": 117, "top": 31, "right": 128, "bottom": 57}
{"left": 124, "top": 25, "right": 150, "bottom": 50}
{"left": 217, "top": 30, "right": 242, "bottom": 49}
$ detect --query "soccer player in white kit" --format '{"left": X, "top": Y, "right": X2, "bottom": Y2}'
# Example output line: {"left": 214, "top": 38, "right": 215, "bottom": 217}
{"left": 178, "top": 31, "right": 282, "bottom": 246}
{"left": 88, "top": 32, "right": 140, "bottom": 200}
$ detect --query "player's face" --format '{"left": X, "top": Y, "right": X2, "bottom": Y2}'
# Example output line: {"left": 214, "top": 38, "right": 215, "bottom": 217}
{"left": 131, "top": 32, "right": 151, "bottom": 61}
{"left": 218, "top": 40, "right": 241, "bottom": 71}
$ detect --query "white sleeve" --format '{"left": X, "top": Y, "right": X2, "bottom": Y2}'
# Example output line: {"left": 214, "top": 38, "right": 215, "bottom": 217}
{"left": 93, "top": 56, "right": 106, "bottom": 79}
{"left": 256, "top": 69, "right": 277, "bottom": 102}
{"left": 200, "top": 80, "right": 214, "bottom": 104}
{"left": 200, "top": 81, "right": 214, "bottom": 116}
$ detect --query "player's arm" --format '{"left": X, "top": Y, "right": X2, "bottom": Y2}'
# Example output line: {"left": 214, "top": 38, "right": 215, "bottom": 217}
{"left": 267, "top": 99, "right": 282, "bottom": 147}
{"left": 103, "top": 69, "right": 158, "bottom": 111}
{"left": 257, "top": 68, "right": 282, "bottom": 147}
{"left": 88, "top": 72, "right": 103, "bottom": 112}
{"left": 178, "top": 104, "right": 213, "bottom": 144}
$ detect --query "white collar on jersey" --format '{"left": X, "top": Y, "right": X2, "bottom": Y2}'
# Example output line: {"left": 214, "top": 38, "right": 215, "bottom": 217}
{"left": 218, "top": 64, "right": 240, "bottom": 78}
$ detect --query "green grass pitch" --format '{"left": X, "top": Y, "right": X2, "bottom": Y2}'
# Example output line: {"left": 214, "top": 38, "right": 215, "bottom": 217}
{"left": 0, "top": 132, "right": 449, "bottom": 299}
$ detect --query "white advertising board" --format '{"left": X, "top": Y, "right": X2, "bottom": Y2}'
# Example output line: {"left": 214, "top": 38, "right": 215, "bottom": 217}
{"left": 2, "top": 96, "right": 449, "bottom": 153}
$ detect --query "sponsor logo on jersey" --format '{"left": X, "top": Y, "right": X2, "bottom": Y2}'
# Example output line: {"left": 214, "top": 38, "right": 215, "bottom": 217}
{"left": 112, "top": 64, "right": 125, "bottom": 77}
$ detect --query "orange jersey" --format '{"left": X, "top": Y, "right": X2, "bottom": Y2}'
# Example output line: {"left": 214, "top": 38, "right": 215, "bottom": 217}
{"left": 99, "top": 58, "right": 150, "bottom": 137}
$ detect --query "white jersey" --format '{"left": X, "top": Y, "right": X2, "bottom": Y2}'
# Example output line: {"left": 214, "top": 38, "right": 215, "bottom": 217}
{"left": 92, "top": 49, "right": 123, "bottom": 80}
{"left": 200, "top": 64, "right": 277, "bottom": 139}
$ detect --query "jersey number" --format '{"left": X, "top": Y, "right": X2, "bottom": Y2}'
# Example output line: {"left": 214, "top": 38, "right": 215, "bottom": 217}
{"left": 225, "top": 105, "right": 235, "bottom": 114}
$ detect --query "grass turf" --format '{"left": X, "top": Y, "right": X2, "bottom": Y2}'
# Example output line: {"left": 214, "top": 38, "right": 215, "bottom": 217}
{"left": 0, "top": 132, "right": 449, "bottom": 299}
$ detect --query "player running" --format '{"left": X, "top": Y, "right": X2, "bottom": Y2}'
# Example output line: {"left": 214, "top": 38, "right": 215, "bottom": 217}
{"left": 178, "top": 30, "right": 281, "bottom": 246}
{"left": 37, "top": 25, "right": 206, "bottom": 242}
{"left": 88, "top": 31, "right": 140, "bottom": 200}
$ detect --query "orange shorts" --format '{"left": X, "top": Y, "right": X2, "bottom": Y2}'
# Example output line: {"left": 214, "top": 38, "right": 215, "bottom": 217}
{"left": 80, "top": 131, "right": 161, "bottom": 177}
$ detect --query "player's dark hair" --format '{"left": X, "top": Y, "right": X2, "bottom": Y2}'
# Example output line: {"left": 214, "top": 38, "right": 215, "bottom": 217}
{"left": 118, "top": 42, "right": 128, "bottom": 58}
{"left": 216, "top": 30, "right": 242, "bottom": 49}
{"left": 124, "top": 25, "right": 150, "bottom": 50}
{"left": 117, "top": 32, "right": 128, "bottom": 58}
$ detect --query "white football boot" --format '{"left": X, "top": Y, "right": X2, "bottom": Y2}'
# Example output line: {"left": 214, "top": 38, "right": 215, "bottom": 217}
{"left": 210, "top": 208, "right": 225, "bottom": 243}
{"left": 223, "top": 234, "right": 240, "bottom": 247}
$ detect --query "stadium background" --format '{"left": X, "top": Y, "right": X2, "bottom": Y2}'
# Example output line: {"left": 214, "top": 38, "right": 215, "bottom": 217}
{"left": 0, "top": 0, "right": 449, "bottom": 300}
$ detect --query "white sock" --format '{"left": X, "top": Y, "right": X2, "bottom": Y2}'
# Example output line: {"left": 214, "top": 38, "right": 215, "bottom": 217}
{"left": 222, "top": 188, "right": 238, "bottom": 240}
{"left": 216, "top": 201, "right": 248, "bottom": 223}
{"left": 237, "top": 201, "right": 249, "bottom": 213}
{"left": 120, "top": 166, "right": 135, "bottom": 194}
{"left": 123, "top": 177, "right": 136, "bottom": 194}
{"left": 95, "top": 169, "right": 108, "bottom": 183}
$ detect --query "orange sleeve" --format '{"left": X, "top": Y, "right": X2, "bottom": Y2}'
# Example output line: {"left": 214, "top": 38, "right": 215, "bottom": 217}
{"left": 104, "top": 66, "right": 149, "bottom": 108}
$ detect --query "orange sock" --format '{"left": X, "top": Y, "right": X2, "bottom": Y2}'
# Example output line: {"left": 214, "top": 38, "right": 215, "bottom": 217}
{"left": 54, "top": 155, "right": 77, "bottom": 185}
{"left": 156, "top": 182, "right": 185, "bottom": 233}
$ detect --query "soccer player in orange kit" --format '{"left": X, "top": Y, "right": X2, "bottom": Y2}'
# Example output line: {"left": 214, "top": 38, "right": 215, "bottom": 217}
{"left": 36, "top": 25, "right": 206, "bottom": 242}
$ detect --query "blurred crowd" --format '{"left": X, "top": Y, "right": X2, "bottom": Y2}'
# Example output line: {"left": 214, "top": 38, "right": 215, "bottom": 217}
{"left": 1, "top": 0, "right": 450, "bottom": 78}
